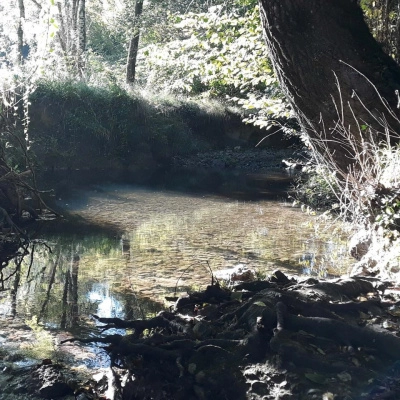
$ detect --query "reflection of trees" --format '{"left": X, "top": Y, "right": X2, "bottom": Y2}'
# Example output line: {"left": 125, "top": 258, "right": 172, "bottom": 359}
{"left": 39, "top": 251, "right": 60, "bottom": 321}
{"left": 121, "top": 234, "right": 131, "bottom": 259}
{"left": 61, "top": 253, "right": 80, "bottom": 329}
{"left": 6, "top": 231, "right": 165, "bottom": 326}
{"left": 9, "top": 244, "right": 32, "bottom": 317}
{"left": 10, "top": 260, "right": 22, "bottom": 317}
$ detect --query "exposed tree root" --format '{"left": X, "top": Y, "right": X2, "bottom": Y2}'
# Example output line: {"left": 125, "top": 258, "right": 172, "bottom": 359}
{"left": 63, "top": 271, "right": 400, "bottom": 400}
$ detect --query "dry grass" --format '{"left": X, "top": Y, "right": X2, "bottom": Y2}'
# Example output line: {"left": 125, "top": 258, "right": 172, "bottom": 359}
{"left": 299, "top": 71, "right": 400, "bottom": 277}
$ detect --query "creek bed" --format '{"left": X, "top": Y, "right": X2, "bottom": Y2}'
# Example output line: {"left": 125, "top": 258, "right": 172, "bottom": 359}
{"left": 0, "top": 170, "right": 354, "bottom": 392}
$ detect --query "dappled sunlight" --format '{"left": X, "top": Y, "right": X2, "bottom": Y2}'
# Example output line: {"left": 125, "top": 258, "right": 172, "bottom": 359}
{"left": 30, "top": 186, "right": 353, "bottom": 312}
{"left": 0, "top": 184, "right": 354, "bottom": 338}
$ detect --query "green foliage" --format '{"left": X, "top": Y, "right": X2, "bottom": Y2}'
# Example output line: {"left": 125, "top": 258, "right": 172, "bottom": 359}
{"left": 375, "top": 194, "right": 400, "bottom": 239}
{"left": 0, "top": 0, "right": 295, "bottom": 132}
{"left": 293, "top": 167, "right": 338, "bottom": 211}
{"left": 87, "top": 15, "right": 126, "bottom": 61}
{"left": 295, "top": 142, "right": 400, "bottom": 245}
{"left": 360, "top": 0, "right": 400, "bottom": 61}
{"left": 31, "top": 81, "right": 138, "bottom": 168}
{"left": 138, "top": 3, "right": 294, "bottom": 131}
{"left": 28, "top": 80, "right": 231, "bottom": 169}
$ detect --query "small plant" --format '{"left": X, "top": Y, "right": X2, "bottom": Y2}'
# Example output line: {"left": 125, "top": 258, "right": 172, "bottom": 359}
{"left": 374, "top": 192, "right": 400, "bottom": 239}
{"left": 19, "top": 316, "right": 56, "bottom": 360}
{"left": 299, "top": 76, "right": 400, "bottom": 277}
{"left": 293, "top": 165, "right": 338, "bottom": 211}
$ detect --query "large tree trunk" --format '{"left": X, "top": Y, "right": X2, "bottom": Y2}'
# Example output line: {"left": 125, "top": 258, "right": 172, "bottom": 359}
{"left": 258, "top": 0, "right": 400, "bottom": 174}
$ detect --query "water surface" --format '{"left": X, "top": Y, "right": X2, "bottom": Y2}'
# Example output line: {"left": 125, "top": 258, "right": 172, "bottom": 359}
{"left": 0, "top": 174, "right": 354, "bottom": 359}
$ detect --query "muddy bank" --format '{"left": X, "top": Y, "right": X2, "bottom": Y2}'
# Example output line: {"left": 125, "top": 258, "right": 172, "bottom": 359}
{"left": 18, "top": 269, "right": 399, "bottom": 400}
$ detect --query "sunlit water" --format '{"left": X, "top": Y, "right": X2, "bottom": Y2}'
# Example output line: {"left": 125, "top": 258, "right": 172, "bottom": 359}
{"left": 0, "top": 174, "right": 354, "bottom": 366}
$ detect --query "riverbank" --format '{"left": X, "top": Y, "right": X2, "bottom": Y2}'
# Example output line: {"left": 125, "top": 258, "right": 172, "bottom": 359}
{"left": 172, "top": 146, "right": 304, "bottom": 172}
{"left": 29, "top": 81, "right": 297, "bottom": 173}
{"left": 2, "top": 270, "right": 400, "bottom": 400}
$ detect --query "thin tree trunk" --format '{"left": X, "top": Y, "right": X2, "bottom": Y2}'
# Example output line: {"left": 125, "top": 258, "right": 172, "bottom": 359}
{"left": 57, "top": 2, "right": 67, "bottom": 55}
{"left": 77, "top": 0, "right": 86, "bottom": 76}
{"left": 258, "top": 0, "right": 400, "bottom": 174}
{"left": 10, "top": 260, "right": 21, "bottom": 317}
{"left": 69, "top": 254, "right": 79, "bottom": 326}
{"left": 17, "top": 0, "right": 25, "bottom": 65}
{"left": 60, "top": 270, "right": 69, "bottom": 329}
{"left": 396, "top": 2, "right": 400, "bottom": 63}
{"left": 126, "top": 0, "right": 144, "bottom": 84}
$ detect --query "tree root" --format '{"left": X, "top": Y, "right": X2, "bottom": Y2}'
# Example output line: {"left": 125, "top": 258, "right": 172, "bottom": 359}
{"left": 63, "top": 271, "right": 400, "bottom": 399}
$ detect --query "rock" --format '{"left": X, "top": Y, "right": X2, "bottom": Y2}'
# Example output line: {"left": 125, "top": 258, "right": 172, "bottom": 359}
{"left": 40, "top": 382, "right": 72, "bottom": 399}
{"left": 282, "top": 159, "right": 304, "bottom": 173}
{"left": 251, "top": 380, "right": 269, "bottom": 395}
{"left": 188, "top": 363, "right": 197, "bottom": 375}
{"left": 243, "top": 366, "right": 261, "bottom": 381}
{"left": 214, "top": 264, "right": 256, "bottom": 284}
{"left": 34, "top": 364, "right": 74, "bottom": 399}
{"left": 349, "top": 229, "right": 371, "bottom": 261}
{"left": 270, "top": 270, "right": 291, "bottom": 285}
{"left": 337, "top": 371, "right": 352, "bottom": 383}
{"left": 193, "top": 320, "right": 214, "bottom": 339}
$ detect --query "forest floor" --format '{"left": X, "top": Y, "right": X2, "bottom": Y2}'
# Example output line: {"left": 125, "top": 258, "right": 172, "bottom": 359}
{"left": 2, "top": 270, "right": 400, "bottom": 400}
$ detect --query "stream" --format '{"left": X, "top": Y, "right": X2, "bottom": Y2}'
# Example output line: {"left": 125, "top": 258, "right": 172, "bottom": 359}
{"left": 0, "top": 169, "right": 354, "bottom": 376}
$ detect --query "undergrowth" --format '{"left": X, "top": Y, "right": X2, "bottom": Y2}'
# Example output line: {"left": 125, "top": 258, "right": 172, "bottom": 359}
{"left": 292, "top": 166, "right": 339, "bottom": 211}
{"left": 294, "top": 77, "right": 400, "bottom": 279}
{"left": 28, "top": 80, "right": 246, "bottom": 170}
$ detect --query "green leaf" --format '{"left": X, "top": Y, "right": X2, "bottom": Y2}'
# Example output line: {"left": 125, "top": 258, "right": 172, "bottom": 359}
{"left": 386, "top": 206, "right": 394, "bottom": 215}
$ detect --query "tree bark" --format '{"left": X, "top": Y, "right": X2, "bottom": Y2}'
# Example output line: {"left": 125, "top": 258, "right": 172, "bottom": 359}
{"left": 77, "top": 0, "right": 86, "bottom": 76}
{"left": 258, "top": 0, "right": 400, "bottom": 173}
{"left": 56, "top": 0, "right": 84, "bottom": 75}
{"left": 17, "top": 0, "right": 25, "bottom": 65}
{"left": 126, "top": 0, "right": 144, "bottom": 84}
{"left": 396, "top": 1, "right": 400, "bottom": 63}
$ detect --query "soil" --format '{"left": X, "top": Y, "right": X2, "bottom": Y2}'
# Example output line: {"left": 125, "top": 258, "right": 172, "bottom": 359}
{"left": 7, "top": 270, "right": 398, "bottom": 400}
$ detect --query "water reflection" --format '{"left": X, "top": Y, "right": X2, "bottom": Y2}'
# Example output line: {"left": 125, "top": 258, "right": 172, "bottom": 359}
{"left": 60, "top": 253, "right": 80, "bottom": 329}
{"left": 87, "top": 283, "right": 124, "bottom": 319}
{"left": 0, "top": 182, "right": 354, "bottom": 335}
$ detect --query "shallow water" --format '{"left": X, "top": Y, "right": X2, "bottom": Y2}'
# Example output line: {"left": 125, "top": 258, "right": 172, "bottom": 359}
{"left": 0, "top": 173, "right": 354, "bottom": 368}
